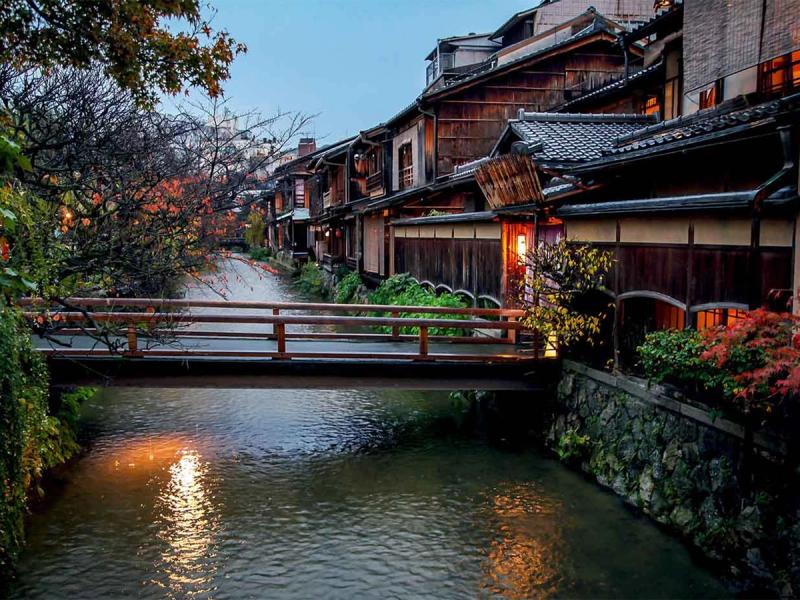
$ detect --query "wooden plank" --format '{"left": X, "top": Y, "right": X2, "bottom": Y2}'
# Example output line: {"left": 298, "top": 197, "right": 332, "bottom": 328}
{"left": 38, "top": 348, "right": 543, "bottom": 363}
{"left": 25, "top": 311, "right": 526, "bottom": 331}
{"left": 21, "top": 297, "right": 523, "bottom": 318}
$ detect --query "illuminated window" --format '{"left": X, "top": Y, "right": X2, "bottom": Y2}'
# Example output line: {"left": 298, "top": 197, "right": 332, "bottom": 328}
{"left": 698, "top": 80, "right": 722, "bottom": 109}
{"left": 696, "top": 308, "right": 747, "bottom": 330}
{"left": 642, "top": 96, "right": 661, "bottom": 116}
{"left": 759, "top": 50, "right": 800, "bottom": 97}
{"left": 516, "top": 234, "right": 527, "bottom": 264}
{"left": 655, "top": 301, "right": 685, "bottom": 330}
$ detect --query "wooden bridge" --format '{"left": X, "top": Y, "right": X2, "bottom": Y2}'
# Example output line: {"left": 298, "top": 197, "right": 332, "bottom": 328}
{"left": 25, "top": 298, "right": 556, "bottom": 390}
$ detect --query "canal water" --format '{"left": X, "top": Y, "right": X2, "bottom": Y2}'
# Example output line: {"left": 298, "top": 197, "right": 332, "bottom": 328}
{"left": 7, "top": 259, "right": 731, "bottom": 599}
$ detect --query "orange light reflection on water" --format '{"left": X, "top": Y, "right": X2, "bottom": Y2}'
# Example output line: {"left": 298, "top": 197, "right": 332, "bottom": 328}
{"left": 480, "top": 483, "right": 567, "bottom": 599}
{"left": 103, "top": 434, "right": 220, "bottom": 598}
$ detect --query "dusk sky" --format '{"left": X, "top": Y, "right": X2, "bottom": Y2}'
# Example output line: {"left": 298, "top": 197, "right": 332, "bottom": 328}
{"left": 207, "top": 0, "right": 534, "bottom": 145}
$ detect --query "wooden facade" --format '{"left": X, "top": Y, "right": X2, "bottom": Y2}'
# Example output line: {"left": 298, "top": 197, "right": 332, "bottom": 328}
{"left": 393, "top": 219, "right": 503, "bottom": 303}
{"left": 424, "top": 11, "right": 635, "bottom": 175}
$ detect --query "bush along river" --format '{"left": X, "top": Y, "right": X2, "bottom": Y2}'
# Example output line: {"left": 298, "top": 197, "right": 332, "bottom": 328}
{"left": 5, "top": 259, "right": 731, "bottom": 598}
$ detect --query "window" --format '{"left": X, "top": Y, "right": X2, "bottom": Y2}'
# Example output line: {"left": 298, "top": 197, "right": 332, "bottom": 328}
{"left": 695, "top": 308, "right": 747, "bottom": 330}
{"left": 294, "top": 179, "right": 305, "bottom": 208}
{"left": 664, "top": 77, "right": 681, "bottom": 119}
{"left": 398, "top": 142, "right": 413, "bottom": 190}
{"left": 698, "top": 80, "right": 723, "bottom": 109}
{"left": 655, "top": 301, "right": 685, "bottom": 330}
{"left": 642, "top": 95, "right": 661, "bottom": 116}
{"left": 759, "top": 50, "right": 800, "bottom": 97}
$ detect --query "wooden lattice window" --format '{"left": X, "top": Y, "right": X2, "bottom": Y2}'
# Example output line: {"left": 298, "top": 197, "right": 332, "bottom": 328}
{"left": 695, "top": 308, "right": 747, "bottom": 330}
{"left": 698, "top": 80, "right": 722, "bottom": 109}
{"left": 398, "top": 142, "right": 413, "bottom": 190}
{"left": 642, "top": 95, "right": 661, "bottom": 116}
{"left": 759, "top": 51, "right": 800, "bottom": 97}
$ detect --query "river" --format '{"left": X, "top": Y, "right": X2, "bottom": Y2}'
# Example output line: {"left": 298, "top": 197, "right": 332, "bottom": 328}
{"left": 7, "top": 259, "right": 731, "bottom": 599}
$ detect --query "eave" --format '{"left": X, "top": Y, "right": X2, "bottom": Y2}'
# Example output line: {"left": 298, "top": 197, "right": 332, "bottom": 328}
{"left": 422, "top": 29, "right": 626, "bottom": 104}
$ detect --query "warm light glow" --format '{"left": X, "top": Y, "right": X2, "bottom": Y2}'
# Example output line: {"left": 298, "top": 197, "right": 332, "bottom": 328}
{"left": 516, "top": 234, "right": 527, "bottom": 263}
{"left": 545, "top": 332, "right": 558, "bottom": 358}
{"left": 151, "top": 448, "right": 219, "bottom": 596}
{"left": 480, "top": 483, "right": 565, "bottom": 598}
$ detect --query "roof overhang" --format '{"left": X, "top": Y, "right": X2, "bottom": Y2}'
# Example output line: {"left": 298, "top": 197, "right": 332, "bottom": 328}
{"left": 392, "top": 211, "right": 497, "bottom": 227}
{"left": 556, "top": 186, "right": 799, "bottom": 218}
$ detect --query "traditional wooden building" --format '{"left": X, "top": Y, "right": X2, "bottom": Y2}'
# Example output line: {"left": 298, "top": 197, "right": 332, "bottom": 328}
{"left": 477, "top": 0, "right": 800, "bottom": 366}
{"left": 348, "top": 6, "right": 656, "bottom": 294}
{"left": 263, "top": 138, "right": 319, "bottom": 259}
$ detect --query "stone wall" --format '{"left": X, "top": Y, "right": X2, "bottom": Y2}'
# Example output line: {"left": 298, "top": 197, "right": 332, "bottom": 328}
{"left": 551, "top": 361, "right": 800, "bottom": 597}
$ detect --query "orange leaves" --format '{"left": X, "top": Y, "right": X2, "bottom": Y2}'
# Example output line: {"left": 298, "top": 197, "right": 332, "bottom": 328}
{"left": 0, "top": 237, "right": 8, "bottom": 261}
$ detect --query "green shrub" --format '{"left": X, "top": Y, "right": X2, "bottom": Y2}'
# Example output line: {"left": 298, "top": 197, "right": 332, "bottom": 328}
{"left": 0, "top": 306, "right": 93, "bottom": 577}
{"left": 637, "top": 329, "right": 733, "bottom": 394}
{"left": 556, "top": 429, "right": 592, "bottom": 463}
{"left": 244, "top": 211, "right": 266, "bottom": 248}
{"left": 367, "top": 273, "right": 469, "bottom": 336}
{"left": 335, "top": 270, "right": 363, "bottom": 304}
{"left": 296, "top": 260, "right": 328, "bottom": 298}
{"left": 249, "top": 246, "right": 272, "bottom": 262}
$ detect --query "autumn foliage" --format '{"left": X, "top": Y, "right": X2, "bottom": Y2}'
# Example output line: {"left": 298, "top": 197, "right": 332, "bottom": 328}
{"left": 639, "top": 309, "right": 800, "bottom": 423}
{"left": 700, "top": 309, "right": 800, "bottom": 418}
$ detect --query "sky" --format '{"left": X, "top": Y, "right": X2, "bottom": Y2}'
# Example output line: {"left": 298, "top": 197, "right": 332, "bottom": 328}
{"left": 203, "top": 0, "right": 535, "bottom": 146}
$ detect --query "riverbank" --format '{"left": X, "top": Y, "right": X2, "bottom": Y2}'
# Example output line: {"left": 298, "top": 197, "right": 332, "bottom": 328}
{"left": 0, "top": 304, "right": 95, "bottom": 582}
{"left": 536, "top": 360, "right": 799, "bottom": 597}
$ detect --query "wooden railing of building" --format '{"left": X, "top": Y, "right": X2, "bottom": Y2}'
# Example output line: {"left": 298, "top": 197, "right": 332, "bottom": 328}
{"left": 23, "top": 298, "right": 542, "bottom": 362}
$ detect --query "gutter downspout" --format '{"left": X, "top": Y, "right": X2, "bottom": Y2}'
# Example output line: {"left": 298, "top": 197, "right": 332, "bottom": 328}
{"left": 621, "top": 36, "right": 630, "bottom": 81}
{"left": 749, "top": 125, "right": 796, "bottom": 309}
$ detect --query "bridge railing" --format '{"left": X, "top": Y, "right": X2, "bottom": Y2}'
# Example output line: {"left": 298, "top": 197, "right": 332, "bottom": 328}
{"left": 22, "top": 298, "right": 543, "bottom": 362}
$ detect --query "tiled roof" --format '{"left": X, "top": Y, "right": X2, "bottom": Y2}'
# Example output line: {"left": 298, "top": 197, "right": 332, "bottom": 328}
{"left": 604, "top": 92, "right": 800, "bottom": 157}
{"left": 504, "top": 112, "right": 657, "bottom": 163}
{"left": 453, "top": 156, "right": 492, "bottom": 176}
{"left": 622, "top": 0, "right": 683, "bottom": 42}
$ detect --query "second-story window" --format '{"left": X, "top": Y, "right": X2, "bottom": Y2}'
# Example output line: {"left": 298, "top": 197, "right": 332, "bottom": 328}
{"left": 698, "top": 79, "right": 723, "bottom": 109}
{"left": 759, "top": 50, "right": 800, "bottom": 98}
{"left": 642, "top": 96, "right": 661, "bottom": 116}
{"left": 366, "top": 148, "right": 383, "bottom": 195}
{"left": 294, "top": 179, "right": 305, "bottom": 209}
{"left": 398, "top": 142, "right": 413, "bottom": 190}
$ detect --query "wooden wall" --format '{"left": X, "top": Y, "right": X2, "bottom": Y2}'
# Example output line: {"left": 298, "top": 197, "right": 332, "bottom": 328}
{"left": 434, "top": 38, "right": 626, "bottom": 174}
{"left": 394, "top": 237, "right": 502, "bottom": 302}
{"left": 567, "top": 215, "right": 794, "bottom": 310}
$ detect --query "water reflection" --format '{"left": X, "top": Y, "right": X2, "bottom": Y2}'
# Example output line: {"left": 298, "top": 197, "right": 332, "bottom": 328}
{"left": 481, "top": 483, "right": 566, "bottom": 599}
{"left": 7, "top": 259, "right": 730, "bottom": 599}
{"left": 148, "top": 447, "right": 219, "bottom": 598}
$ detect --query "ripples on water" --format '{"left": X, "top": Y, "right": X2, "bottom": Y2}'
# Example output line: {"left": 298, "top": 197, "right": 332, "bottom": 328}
{"left": 8, "top": 387, "right": 730, "bottom": 600}
{"left": 7, "top": 263, "right": 730, "bottom": 598}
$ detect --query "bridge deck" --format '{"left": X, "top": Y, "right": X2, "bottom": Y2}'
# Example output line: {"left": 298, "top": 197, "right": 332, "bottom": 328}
{"left": 27, "top": 297, "right": 553, "bottom": 389}
{"left": 36, "top": 332, "right": 532, "bottom": 362}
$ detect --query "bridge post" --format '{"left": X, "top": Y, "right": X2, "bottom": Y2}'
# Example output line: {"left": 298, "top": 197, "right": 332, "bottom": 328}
{"left": 272, "top": 308, "right": 280, "bottom": 340}
{"left": 126, "top": 324, "right": 138, "bottom": 355}
{"left": 275, "top": 322, "right": 287, "bottom": 357}
{"left": 508, "top": 316, "right": 518, "bottom": 345}
{"left": 391, "top": 311, "right": 400, "bottom": 339}
{"left": 418, "top": 325, "right": 429, "bottom": 358}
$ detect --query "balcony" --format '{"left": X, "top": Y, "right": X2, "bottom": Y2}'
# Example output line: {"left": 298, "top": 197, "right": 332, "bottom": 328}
{"left": 398, "top": 165, "right": 414, "bottom": 191}
{"left": 366, "top": 171, "right": 384, "bottom": 196}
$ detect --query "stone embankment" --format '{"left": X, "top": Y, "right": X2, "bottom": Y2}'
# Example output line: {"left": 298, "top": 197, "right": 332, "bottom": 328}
{"left": 551, "top": 360, "right": 800, "bottom": 597}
